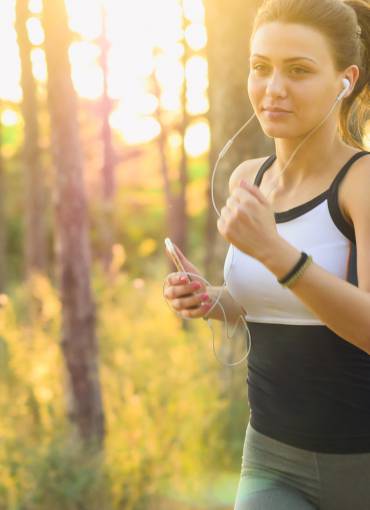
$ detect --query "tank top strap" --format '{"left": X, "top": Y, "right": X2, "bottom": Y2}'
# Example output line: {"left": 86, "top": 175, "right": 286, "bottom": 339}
{"left": 327, "top": 151, "right": 370, "bottom": 244}
{"left": 254, "top": 155, "right": 276, "bottom": 186}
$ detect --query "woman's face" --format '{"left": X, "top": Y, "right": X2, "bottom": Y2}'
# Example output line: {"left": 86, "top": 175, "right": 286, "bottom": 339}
{"left": 248, "top": 22, "right": 344, "bottom": 139}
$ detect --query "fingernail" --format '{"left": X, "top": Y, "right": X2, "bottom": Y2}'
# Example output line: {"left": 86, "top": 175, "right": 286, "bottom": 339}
{"left": 180, "top": 276, "right": 188, "bottom": 283}
{"left": 193, "top": 282, "right": 201, "bottom": 290}
{"left": 201, "top": 293, "right": 209, "bottom": 301}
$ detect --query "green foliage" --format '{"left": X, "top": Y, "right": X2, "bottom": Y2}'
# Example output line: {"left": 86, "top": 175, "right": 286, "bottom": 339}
{"left": 2, "top": 123, "right": 23, "bottom": 149}
{"left": 188, "top": 159, "right": 209, "bottom": 181}
{"left": 0, "top": 267, "right": 246, "bottom": 509}
{"left": 24, "top": 439, "right": 110, "bottom": 510}
{"left": 94, "top": 262, "right": 231, "bottom": 507}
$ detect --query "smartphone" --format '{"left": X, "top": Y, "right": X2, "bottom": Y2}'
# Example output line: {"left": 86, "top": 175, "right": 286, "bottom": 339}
{"left": 164, "top": 237, "right": 192, "bottom": 281}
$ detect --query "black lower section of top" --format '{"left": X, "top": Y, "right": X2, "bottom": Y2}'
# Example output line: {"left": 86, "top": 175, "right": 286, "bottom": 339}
{"left": 247, "top": 321, "right": 370, "bottom": 454}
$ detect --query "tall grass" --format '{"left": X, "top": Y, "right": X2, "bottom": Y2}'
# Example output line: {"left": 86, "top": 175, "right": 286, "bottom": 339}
{"left": 0, "top": 263, "right": 247, "bottom": 509}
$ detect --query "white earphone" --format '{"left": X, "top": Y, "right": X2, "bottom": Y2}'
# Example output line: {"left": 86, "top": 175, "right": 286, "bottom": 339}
{"left": 164, "top": 74, "right": 354, "bottom": 367}
{"left": 337, "top": 78, "right": 351, "bottom": 101}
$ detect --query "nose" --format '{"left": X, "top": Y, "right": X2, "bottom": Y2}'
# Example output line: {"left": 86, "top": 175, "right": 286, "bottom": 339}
{"left": 265, "top": 72, "right": 287, "bottom": 99}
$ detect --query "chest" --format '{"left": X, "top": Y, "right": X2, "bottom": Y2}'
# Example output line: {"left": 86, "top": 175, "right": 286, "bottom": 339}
{"left": 224, "top": 201, "right": 352, "bottom": 325}
{"left": 260, "top": 178, "right": 352, "bottom": 224}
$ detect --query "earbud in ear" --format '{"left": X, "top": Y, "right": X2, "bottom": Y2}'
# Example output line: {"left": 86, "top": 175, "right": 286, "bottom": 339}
{"left": 342, "top": 78, "right": 351, "bottom": 92}
{"left": 337, "top": 78, "right": 351, "bottom": 101}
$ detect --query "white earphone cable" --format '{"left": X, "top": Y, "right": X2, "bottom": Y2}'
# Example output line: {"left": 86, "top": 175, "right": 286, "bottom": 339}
{"left": 164, "top": 80, "right": 349, "bottom": 367}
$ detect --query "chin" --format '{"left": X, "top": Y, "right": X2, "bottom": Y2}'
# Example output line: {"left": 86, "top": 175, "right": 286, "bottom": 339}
{"left": 260, "top": 123, "right": 292, "bottom": 139}
{"left": 258, "top": 118, "right": 301, "bottom": 139}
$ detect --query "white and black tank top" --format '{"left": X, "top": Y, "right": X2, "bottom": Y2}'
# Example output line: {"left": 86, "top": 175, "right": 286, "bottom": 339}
{"left": 224, "top": 151, "right": 370, "bottom": 453}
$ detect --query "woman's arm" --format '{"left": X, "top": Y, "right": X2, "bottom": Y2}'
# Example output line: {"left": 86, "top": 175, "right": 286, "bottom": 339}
{"left": 217, "top": 154, "right": 370, "bottom": 353}
{"left": 262, "top": 238, "right": 370, "bottom": 354}
{"left": 202, "top": 159, "right": 263, "bottom": 323}
{"left": 261, "top": 156, "right": 370, "bottom": 354}
{"left": 206, "top": 286, "right": 245, "bottom": 324}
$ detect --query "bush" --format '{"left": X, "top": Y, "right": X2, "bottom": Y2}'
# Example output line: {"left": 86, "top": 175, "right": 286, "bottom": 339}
{"left": 0, "top": 268, "right": 245, "bottom": 509}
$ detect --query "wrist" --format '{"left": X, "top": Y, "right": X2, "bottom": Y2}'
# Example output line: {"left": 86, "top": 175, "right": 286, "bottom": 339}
{"left": 260, "top": 237, "right": 302, "bottom": 280}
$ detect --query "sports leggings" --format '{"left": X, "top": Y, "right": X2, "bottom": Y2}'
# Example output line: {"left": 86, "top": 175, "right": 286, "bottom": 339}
{"left": 234, "top": 422, "right": 370, "bottom": 509}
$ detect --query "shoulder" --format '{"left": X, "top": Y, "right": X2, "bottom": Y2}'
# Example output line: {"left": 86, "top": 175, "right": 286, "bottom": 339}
{"left": 340, "top": 151, "right": 370, "bottom": 292}
{"left": 340, "top": 152, "right": 370, "bottom": 224}
{"left": 229, "top": 157, "right": 269, "bottom": 194}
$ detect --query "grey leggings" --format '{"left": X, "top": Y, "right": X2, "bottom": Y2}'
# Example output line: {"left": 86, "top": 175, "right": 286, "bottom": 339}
{"left": 234, "top": 423, "right": 370, "bottom": 510}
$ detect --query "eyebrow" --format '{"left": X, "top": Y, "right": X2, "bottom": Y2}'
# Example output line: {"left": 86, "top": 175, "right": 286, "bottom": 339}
{"left": 250, "top": 54, "right": 317, "bottom": 64}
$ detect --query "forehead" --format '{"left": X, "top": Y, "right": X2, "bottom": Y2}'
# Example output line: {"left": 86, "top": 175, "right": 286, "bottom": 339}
{"left": 250, "top": 22, "right": 334, "bottom": 65}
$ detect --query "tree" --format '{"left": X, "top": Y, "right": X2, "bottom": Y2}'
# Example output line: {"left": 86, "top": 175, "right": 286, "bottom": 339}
{"left": 99, "top": 4, "right": 116, "bottom": 272}
{"left": 175, "top": 0, "right": 191, "bottom": 256}
{"left": 43, "top": 0, "right": 105, "bottom": 446}
{"left": 15, "top": 0, "right": 47, "bottom": 276}
{"left": 153, "top": 1, "right": 190, "bottom": 261}
{"left": 204, "top": 0, "right": 272, "bottom": 282}
{"left": 0, "top": 106, "right": 6, "bottom": 292}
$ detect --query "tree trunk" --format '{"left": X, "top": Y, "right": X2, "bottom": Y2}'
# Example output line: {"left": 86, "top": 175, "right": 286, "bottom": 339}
{"left": 175, "top": 0, "right": 190, "bottom": 256}
{"left": 99, "top": 5, "right": 115, "bottom": 272}
{"left": 15, "top": 0, "right": 47, "bottom": 277}
{"left": 43, "top": 0, "right": 105, "bottom": 446}
{"left": 0, "top": 106, "right": 6, "bottom": 292}
{"left": 151, "top": 76, "right": 177, "bottom": 254}
{"left": 204, "top": 0, "right": 272, "bottom": 282}
{"left": 153, "top": 2, "right": 190, "bottom": 264}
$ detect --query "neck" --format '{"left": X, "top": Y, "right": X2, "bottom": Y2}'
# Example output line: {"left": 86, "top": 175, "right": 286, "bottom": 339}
{"left": 273, "top": 123, "right": 348, "bottom": 188}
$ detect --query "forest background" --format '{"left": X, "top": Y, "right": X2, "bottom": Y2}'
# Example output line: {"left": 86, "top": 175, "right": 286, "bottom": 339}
{"left": 0, "top": 1, "right": 368, "bottom": 509}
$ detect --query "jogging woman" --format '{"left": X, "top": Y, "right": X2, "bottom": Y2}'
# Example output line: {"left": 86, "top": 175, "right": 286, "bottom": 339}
{"left": 164, "top": 1, "right": 370, "bottom": 507}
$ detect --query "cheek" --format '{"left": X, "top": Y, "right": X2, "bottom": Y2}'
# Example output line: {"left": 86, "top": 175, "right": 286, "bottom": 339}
{"left": 295, "top": 85, "right": 335, "bottom": 120}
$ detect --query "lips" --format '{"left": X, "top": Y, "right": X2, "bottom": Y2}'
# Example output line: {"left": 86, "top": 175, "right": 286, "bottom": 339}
{"left": 262, "top": 106, "right": 292, "bottom": 113}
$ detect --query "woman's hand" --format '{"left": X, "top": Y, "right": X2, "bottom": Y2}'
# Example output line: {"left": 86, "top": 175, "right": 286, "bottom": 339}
{"left": 164, "top": 243, "right": 213, "bottom": 319}
{"left": 217, "top": 179, "right": 280, "bottom": 263}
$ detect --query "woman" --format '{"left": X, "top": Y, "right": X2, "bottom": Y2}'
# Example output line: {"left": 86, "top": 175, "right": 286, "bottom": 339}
{"left": 164, "top": 0, "right": 370, "bottom": 508}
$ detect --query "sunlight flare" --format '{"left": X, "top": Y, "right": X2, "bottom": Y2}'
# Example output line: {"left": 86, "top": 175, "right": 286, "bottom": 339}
{"left": 31, "top": 48, "right": 47, "bottom": 82}
{"left": 185, "top": 119, "right": 210, "bottom": 157}
{"left": 2, "top": 0, "right": 210, "bottom": 147}
{"left": 185, "top": 23, "right": 207, "bottom": 50}
{"left": 26, "top": 16, "right": 44, "bottom": 46}
{"left": 1, "top": 109, "right": 20, "bottom": 126}
{"left": 69, "top": 42, "right": 103, "bottom": 99}
{"left": 28, "top": 0, "right": 42, "bottom": 15}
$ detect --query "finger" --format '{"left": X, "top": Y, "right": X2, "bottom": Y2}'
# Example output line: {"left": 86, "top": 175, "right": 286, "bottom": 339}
{"left": 167, "top": 274, "right": 194, "bottom": 289}
{"left": 165, "top": 280, "right": 204, "bottom": 299}
{"left": 239, "top": 179, "right": 269, "bottom": 205}
{"left": 226, "top": 195, "right": 240, "bottom": 210}
{"left": 220, "top": 204, "right": 233, "bottom": 219}
{"left": 172, "top": 292, "right": 211, "bottom": 312}
{"left": 166, "top": 273, "right": 185, "bottom": 286}
{"left": 217, "top": 215, "right": 230, "bottom": 239}
{"left": 165, "top": 273, "right": 177, "bottom": 286}
{"left": 220, "top": 205, "right": 238, "bottom": 227}
{"left": 181, "top": 302, "right": 213, "bottom": 319}
{"left": 232, "top": 186, "right": 260, "bottom": 207}
{"left": 225, "top": 197, "right": 251, "bottom": 221}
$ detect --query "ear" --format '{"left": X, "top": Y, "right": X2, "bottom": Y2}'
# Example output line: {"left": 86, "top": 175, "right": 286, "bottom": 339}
{"left": 341, "top": 65, "right": 360, "bottom": 97}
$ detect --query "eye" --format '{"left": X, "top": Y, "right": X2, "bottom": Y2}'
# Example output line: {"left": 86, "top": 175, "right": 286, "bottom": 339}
{"left": 289, "top": 66, "right": 309, "bottom": 76}
{"left": 251, "top": 63, "right": 270, "bottom": 74}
